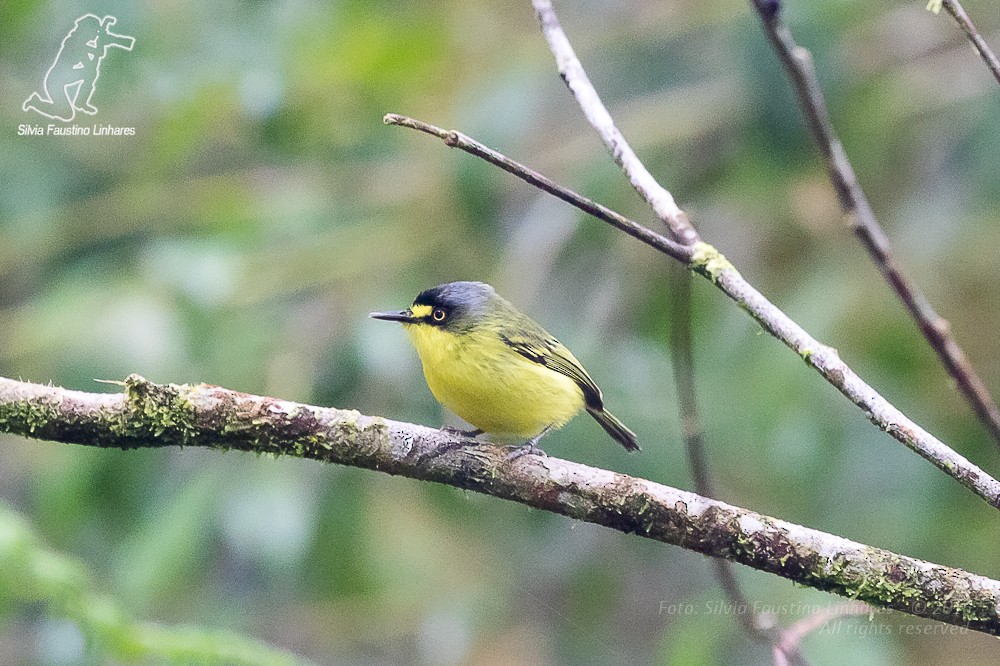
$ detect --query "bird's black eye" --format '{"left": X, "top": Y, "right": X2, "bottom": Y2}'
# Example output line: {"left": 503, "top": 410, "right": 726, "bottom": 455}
{"left": 432, "top": 307, "right": 447, "bottom": 322}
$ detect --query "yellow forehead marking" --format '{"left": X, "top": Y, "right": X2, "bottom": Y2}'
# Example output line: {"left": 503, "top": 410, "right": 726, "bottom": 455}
{"left": 410, "top": 304, "right": 433, "bottom": 319}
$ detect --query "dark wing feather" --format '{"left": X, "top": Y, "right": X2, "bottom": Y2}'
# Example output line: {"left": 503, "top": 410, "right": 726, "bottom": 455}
{"left": 498, "top": 326, "right": 604, "bottom": 410}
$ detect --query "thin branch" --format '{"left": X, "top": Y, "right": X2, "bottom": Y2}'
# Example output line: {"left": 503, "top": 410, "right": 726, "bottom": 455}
{"left": 934, "top": 0, "right": 1000, "bottom": 85}
{"left": 532, "top": 0, "right": 699, "bottom": 246}
{"left": 772, "top": 603, "right": 873, "bottom": 666}
{"left": 670, "top": 274, "right": 712, "bottom": 500}
{"left": 668, "top": 264, "right": 791, "bottom": 656}
{"left": 382, "top": 114, "right": 693, "bottom": 264}
{"left": 749, "top": 0, "right": 1000, "bottom": 454}
{"left": 383, "top": 113, "right": 1000, "bottom": 511}
{"left": 671, "top": 268, "right": 812, "bottom": 666}
{"left": 1, "top": 374, "right": 1000, "bottom": 634}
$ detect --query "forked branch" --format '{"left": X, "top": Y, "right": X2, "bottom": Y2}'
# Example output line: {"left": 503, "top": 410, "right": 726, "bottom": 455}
{"left": 383, "top": 113, "right": 1000, "bottom": 511}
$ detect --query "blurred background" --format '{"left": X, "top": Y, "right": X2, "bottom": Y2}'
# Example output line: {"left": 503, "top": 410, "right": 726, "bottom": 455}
{"left": 2, "top": 0, "right": 1000, "bottom": 663}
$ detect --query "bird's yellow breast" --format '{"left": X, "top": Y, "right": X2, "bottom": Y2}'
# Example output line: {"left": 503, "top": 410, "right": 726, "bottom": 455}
{"left": 403, "top": 322, "right": 585, "bottom": 438}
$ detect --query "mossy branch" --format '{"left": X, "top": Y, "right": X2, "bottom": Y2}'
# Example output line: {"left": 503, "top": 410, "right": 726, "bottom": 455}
{"left": 2, "top": 374, "right": 1000, "bottom": 636}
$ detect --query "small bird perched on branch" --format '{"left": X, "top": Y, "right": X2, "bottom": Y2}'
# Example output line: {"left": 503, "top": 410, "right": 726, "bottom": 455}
{"left": 371, "top": 281, "right": 639, "bottom": 456}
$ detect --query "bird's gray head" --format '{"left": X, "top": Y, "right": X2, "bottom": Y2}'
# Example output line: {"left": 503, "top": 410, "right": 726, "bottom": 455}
{"left": 411, "top": 281, "right": 495, "bottom": 329}
{"left": 370, "top": 281, "right": 497, "bottom": 330}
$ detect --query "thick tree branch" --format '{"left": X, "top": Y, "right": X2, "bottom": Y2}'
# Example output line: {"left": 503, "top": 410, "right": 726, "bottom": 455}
{"left": 383, "top": 113, "right": 1000, "bottom": 511}
{"left": 1, "top": 375, "right": 1000, "bottom": 635}
{"left": 749, "top": 0, "right": 1000, "bottom": 453}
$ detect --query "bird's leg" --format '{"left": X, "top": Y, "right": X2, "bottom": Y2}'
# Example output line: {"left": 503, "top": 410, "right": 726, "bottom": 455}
{"left": 505, "top": 426, "right": 552, "bottom": 461}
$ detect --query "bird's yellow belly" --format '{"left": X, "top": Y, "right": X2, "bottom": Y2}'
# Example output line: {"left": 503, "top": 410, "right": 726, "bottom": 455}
{"left": 405, "top": 324, "right": 584, "bottom": 438}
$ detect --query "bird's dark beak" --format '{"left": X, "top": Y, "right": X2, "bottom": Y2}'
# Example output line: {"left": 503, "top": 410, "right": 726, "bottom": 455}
{"left": 369, "top": 309, "right": 417, "bottom": 323}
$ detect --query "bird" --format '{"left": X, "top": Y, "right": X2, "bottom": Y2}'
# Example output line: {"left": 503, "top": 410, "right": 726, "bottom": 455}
{"left": 370, "top": 281, "right": 639, "bottom": 456}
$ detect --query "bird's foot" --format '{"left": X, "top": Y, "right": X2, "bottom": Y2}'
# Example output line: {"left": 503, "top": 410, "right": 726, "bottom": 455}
{"left": 504, "top": 426, "right": 553, "bottom": 462}
{"left": 505, "top": 442, "right": 548, "bottom": 462}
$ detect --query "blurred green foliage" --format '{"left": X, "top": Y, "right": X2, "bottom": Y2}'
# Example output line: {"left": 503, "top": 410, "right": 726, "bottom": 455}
{"left": 2, "top": 0, "right": 1000, "bottom": 663}
{"left": 0, "top": 503, "right": 306, "bottom": 665}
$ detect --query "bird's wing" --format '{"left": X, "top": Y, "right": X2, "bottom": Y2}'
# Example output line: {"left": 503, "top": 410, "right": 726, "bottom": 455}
{"left": 498, "top": 327, "right": 604, "bottom": 410}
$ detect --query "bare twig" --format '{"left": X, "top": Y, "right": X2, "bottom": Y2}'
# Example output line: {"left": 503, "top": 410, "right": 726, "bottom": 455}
{"left": 383, "top": 114, "right": 694, "bottom": 263}
{"left": 667, "top": 264, "right": 811, "bottom": 665}
{"left": 1, "top": 374, "right": 1000, "bottom": 634}
{"left": 772, "top": 603, "right": 873, "bottom": 666}
{"left": 932, "top": 0, "right": 1000, "bottom": 85}
{"left": 532, "top": 0, "right": 699, "bottom": 246}
{"left": 384, "top": 112, "right": 1000, "bottom": 511}
{"left": 670, "top": 270, "right": 713, "bottom": 502}
{"left": 748, "top": 0, "right": 1000, "bottom": 455}
{"left": 670, "top": 270, "right": 753, "bottom": 628}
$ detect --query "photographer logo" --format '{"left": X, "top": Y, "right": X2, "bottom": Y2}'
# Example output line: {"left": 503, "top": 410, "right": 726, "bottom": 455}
{"left": 20, "top": 14, "right": 136, "bottom": 136}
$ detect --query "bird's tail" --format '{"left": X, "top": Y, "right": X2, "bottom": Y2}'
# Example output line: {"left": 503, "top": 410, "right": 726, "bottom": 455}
{"left": 587, "top": 407, "right": 640, "bottom": 452}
